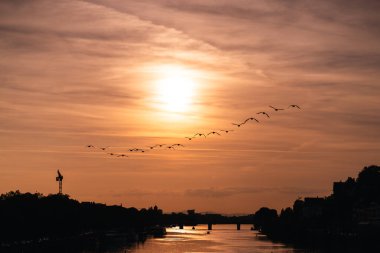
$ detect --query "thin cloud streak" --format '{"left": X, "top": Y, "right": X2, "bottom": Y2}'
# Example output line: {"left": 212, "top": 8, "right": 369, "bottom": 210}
{"left": 185, "top": 186, "right": 326, "bottom": 198}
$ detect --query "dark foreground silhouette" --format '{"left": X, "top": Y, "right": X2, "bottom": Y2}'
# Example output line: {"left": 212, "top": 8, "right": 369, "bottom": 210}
{"left": 253, "top": 165, "right": 380, "bottom": 251}
{"left": 0, "top": 191, "right": 252, "bottom": 251}
{"left": 2, "top": 165, "right": 378, "bottom": 252}
{"left": 0, "top": 193, "right": 171, "bottom": 251}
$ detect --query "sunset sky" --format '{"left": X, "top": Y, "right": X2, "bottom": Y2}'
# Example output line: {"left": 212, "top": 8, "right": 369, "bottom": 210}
{"left": 1, "top": 0, "right": 380, "bottom": 214}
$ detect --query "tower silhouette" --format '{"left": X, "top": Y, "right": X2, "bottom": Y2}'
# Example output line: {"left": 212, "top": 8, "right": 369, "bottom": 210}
{"left": 56, "top": 170, "right": 63, "bottom": 194}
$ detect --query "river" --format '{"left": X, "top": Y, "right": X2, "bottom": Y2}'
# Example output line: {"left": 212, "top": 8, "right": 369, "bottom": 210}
{"left": 126, "top": 224, "right": 304, "bottom": 253}
{"left": 3, "top": 225, "right": 333, "bottom": 252}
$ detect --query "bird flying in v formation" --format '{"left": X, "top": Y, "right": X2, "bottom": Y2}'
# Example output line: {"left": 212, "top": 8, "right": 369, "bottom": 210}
{"left": 86, "top": 105, "right": 301, "bottom": 158}
{"left": 269, "top": 105, "right": 284, "bottom": 111}
{"left": 289, "top": 104, "right": 301, "bottom": 109}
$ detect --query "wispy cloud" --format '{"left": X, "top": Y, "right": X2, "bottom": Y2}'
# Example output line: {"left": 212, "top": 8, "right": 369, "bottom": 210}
{"left": 185, "top": 186, "right": 325, "bottom": 198}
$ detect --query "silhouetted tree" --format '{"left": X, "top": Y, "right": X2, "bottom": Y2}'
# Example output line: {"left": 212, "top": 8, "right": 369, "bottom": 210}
{"left": 253, "top": 207, "right": 278, "bottom": 233}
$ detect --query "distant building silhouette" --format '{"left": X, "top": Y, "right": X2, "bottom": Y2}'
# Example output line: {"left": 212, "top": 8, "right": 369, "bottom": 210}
{"left": 254, "top": 165, "right": 380, "bottom": 250}
{"left": 333, "top": 177, "right": 356, "bottom": 198}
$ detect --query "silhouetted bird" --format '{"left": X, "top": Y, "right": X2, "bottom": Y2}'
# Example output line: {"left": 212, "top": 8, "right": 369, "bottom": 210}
{"left": 193, "top": 133, "right": 207, "bottom": 138}
{"left": 129, "top": 148, "right": 145, "bottom": 152}
{"left": 117, "top": 154, "right": 127, "bottom": 157}
{"left": 108, "top": 153, "right": 115, "bottom": 156}
{"left": 185, "top": 136, "right": 194, "bottom": 140}
{"left": 99, "top": 146, "right": 110, "bottom": 151}
{"left": 147, "top": 145, "right": 160, "bottom": 149}
{"left": 289, "top": 104, "right": 301, "bottom": 109}
{"left": 171, "top": 144, "right": 185, "bottom": 147}
{"left": 86, "top": 145, "right": 95, "bottom": 148}
{"left": 257, "top": 112, "right": 270, "bottom": 118}
{"left": 207, "top": 131, "right": 221, "bottom": 136}
{"left": 219, "top": 129, "right": 234, "bottom": 133}
{"left": 246, "top": 117, "right": 260, "bottom": 123}
{"left": 269, "top": 106, "right": 284, "bottom": 111}
{"left": 233, "top": 117, "right": 259, "bottom": 127}
{"left": 232, "top": 122, "right": 245, "bottom": 127}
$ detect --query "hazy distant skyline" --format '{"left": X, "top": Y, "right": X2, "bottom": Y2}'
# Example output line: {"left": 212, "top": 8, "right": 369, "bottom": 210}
{"left": 1, "top": 0, "right": 380, "bottom": 213}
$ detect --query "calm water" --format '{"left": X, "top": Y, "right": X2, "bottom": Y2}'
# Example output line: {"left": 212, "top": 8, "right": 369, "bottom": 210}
{"left": 6, "top": 225, "right": 323, "bottom": 253}
{"left": 126, "top": 224, "right": 305, "bottom": 253}
{"left": 6, "top": 224, "right": 370, "bottom": 252}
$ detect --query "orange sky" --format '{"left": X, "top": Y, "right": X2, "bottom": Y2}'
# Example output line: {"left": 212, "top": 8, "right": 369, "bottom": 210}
{"left": 1, "top": 0, "right": 380, "bottom": 214}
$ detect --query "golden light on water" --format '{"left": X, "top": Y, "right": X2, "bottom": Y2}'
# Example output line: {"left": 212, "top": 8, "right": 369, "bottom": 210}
{"left": 155, "top": 66, "right": 199, "bottom": 113}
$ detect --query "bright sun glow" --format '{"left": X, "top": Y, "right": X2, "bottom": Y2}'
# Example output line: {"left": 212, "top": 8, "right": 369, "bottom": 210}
{"left": 155, "top": 66, "right": 198, "bottom": 113}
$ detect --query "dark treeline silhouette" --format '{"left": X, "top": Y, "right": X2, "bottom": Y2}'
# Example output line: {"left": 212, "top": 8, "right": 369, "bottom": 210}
{"left": 0, "top": 191, "right": 252, "bottom": 250}
{"left": 253, "top": 165, "right": 380, "bottom": 250}
{"left": 0, "top": 192, "right": 163, "bottom": 248}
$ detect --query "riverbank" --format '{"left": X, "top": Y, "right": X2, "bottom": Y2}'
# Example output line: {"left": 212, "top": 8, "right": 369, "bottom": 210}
{"left": 1, "top": 226, "right": 167, "bottom": 253}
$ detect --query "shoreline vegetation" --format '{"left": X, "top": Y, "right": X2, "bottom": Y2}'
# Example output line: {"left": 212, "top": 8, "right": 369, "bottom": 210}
{"left": 1, "top": 165, "right": 379, "bottom": 251}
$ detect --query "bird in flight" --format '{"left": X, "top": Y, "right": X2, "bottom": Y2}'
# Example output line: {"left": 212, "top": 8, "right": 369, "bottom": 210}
{"left": 246, "top": 117, "right": 260, "bottom": 123}
{"left": 149, "top": 144, "right": 166, "bottom": 148}
{"left": 232, "top": 120, "right": 248, "bottom": 127}
{"left": 171, "top": 144, "right": 185, "bottom": 147}
{"left": 108, "top": 153, "right": 115, "bottom": 156}
{"left": 99, "top": 146, "right": 110, "bottom": 151}
{"left": 86, "top": 145, "right": 95, "bottom": 148}
{"left": 269, "top": 106, "right": 284, "bottom": 111}
{"left": 288, "top": 104, "right": 301, "bottom": 109}
{"left": 232, "top": 122, "right": 244, "bottom": 127}
{"left": 232, "top": 118, "right": 252, "bottom": 127}
{"left": 193, "top": 133, "right": 207, "bottom": 138}
{"left": 129, "top": 148, "right": 145, "bottom": 152}
{"left": 257, "top": 112, "right": 270, "bottom": 118}
{"left": 219, "top": 129, "right": 234, "bottom": 133}
{"left": 117, "top": 154, "right": 128, "bottom": 157}
{"left": 207, "top": 131, "right": 221, "bottom": 136}
{"left": 185, "top": 136, "right": 194, "bottom": 140}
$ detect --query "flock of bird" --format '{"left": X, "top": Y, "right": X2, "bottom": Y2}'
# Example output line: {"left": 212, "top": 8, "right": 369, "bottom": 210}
{"left": 85, "top": 105, "right": 301, "bottom": 158}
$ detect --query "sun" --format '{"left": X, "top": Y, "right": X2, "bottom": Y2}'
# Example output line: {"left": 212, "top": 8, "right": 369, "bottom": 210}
{"left": 155, "top": 66, "right": 198, "bottom": 113}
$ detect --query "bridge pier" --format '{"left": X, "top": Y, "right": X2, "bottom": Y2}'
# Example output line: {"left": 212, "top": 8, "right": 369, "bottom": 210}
{"left": 208, "top": 223, "right": 212, "bottom": 230}
{"left": 179, "top": 224, "right": 184, "bottom": 229}
{"left": 237, "top": 223, "right": 241, "bottom": 230}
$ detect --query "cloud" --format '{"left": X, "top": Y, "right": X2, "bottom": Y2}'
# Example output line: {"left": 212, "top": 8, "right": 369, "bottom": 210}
{"left": 112, "top": 189, "right": 180, "bottom": 198}
{"left": 1, "top": 0, "right": 380, "bottom": 213}
{"left": 184, "top": 186, "right": 325, "bottom": 198}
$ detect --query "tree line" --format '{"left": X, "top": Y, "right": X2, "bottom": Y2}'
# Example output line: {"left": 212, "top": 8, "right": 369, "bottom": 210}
{"left": 253, "top": 165, "right": 380, "bottom": 250}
